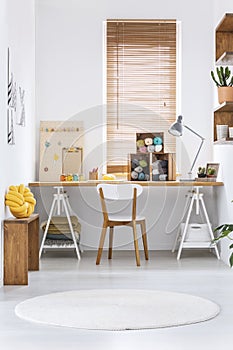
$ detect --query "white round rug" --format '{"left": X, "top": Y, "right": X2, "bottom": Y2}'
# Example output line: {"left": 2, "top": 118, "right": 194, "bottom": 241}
{"left": 15, "top": 289, "right": 220, "bottom": 331}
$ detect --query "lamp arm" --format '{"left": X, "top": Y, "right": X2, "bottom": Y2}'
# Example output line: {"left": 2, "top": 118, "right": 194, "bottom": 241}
{"left": 188, "top": 138, "right": 205, "bottom": 174}
{"left": 183, "top": 125, "right": 205, "bottom": 175}
{"left": 184, "top": 124, "right": 205, "bottom": 140}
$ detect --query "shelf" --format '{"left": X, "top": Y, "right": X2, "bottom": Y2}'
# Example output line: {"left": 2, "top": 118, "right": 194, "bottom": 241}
{"left": 182, "top": 242, "right": 214, "bottom": 248}
{"left": 216, "top": 13, "right": 233, "bottom": 32}
{"left": 216, "top": 51, "right": 233, "bottom": 65}
{"left": 214, "top": 139, "right": 233, "bottom": 145}
{"left": 214, "top": 101, "right": 233, "bottom": 113}
{"left": 216, "top": 14, "right": 233, "bottom": 62}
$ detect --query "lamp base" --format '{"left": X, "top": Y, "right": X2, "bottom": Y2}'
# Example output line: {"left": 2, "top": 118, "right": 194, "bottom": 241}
{"left": 179, "top": 178, "right": 195, "bottom": 182}
{"left": 179, "top": 172, "right": 195, "bottom": 182}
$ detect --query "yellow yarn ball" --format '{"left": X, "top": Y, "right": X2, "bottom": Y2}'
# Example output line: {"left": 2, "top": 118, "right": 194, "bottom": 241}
{"left": 5, "top": 184, "right": 36, "bottom": 218}
{"left": 102, "top": 174, "right": 116, "bottom": 180}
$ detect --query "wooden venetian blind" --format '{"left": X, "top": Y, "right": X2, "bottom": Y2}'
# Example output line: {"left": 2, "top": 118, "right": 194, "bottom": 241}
{"left": 106, "top": 19, "right": 177, "bottom": 167}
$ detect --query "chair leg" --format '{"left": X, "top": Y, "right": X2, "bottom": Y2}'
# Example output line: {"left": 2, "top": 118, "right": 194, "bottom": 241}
{"left": 108, "top": 226, "right": 114, "bottom": 259}
{"left": 140, "top": 220, "right": 149, "bottom": 260}
{"left": 96, "top": 225, "right": 108, "bottom": 265}
{"left": 132, "top": 221, "right": 140, "bottom": 266}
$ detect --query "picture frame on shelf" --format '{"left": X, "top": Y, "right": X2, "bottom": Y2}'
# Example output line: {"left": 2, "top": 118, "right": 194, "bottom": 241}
{"left": 206, "top": 163, "right": 219, "bottom": 180}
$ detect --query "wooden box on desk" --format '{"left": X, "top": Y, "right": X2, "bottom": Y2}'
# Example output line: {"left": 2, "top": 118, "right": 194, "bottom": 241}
{"left": 4, "top": 214, "right": 39, "bottom": 285}
{"left": 129, "top": 153, "right": 150, "bottom": 181}
{"left": 151, "top": 153, "right": 176, "bottom": 181}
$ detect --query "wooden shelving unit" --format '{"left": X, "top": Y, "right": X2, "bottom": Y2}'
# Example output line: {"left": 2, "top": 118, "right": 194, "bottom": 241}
{"left": 214, "top": 102, "right": 233, "bottom": 141}
{"left": 216, "top": 13, "right": 233, "bottom": 63}
{"left": 214, "top": 14, "right": 233, "bottom": 141}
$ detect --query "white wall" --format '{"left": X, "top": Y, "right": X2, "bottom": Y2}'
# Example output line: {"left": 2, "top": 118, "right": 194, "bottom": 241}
{"left": 214, "top": 146, "right": 233, "bottom": 265}
{"left": 35, "top": 0, "right": 215, "bottom": 178}
{"left": 35, "top": 0, "right": 221, "bottom": 252}
{"left": 0, "top": 0, "right": 36, "bottom": 285}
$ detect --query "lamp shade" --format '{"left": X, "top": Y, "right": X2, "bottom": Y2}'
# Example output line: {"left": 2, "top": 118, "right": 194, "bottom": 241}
{"left": 168, "top": 115, "right": 183, "bottom": 136}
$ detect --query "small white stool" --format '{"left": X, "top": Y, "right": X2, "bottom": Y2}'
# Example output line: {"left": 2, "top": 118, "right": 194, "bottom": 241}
{"left": 172, "top": 186, "right": 220, "bottom": 260}
{"left": 39, "top": 186, "right": 81, "bottom": 259}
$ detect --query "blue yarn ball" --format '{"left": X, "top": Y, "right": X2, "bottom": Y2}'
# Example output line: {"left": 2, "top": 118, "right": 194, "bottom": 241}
{"left": 138, "top": 172, "right": 145, "bottom": 180}
{"left": 154, "top": 137, "right": 163, "bottom": 145}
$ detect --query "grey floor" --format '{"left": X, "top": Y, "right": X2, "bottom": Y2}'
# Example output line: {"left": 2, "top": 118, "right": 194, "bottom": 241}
{"left": 0, "top": 249, "right": 232, "bottom": 350}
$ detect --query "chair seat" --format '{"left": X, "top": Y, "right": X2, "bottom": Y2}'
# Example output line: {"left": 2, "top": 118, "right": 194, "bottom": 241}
{"left": 108, "top": 215, "right": 145, "bottom": 222}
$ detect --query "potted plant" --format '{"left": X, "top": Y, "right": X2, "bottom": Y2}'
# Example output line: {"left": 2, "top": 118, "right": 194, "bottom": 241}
{"left": 211, "top": 66, "right": 233, "bottom": 104}
{"left": 206, "top": 167, "right": 216, "bottom": 178}
{"left": 197, "top": 166, "right": 206, "bottom": 178}
{"left": 214, "top": 216, "right": 233, "bottom": 267}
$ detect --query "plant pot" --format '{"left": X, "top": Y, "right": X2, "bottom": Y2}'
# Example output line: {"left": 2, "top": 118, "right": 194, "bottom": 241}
{"left": 197, "top": 173, "right": 206, "bottom": 178}
{"left": 218, "top": 86, "right": 233, "bottom": 104}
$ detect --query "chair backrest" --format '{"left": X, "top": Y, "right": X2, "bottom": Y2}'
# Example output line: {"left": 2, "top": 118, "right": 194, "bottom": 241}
{"left": 97, "top": 183, "right": 143, "bottom": 200}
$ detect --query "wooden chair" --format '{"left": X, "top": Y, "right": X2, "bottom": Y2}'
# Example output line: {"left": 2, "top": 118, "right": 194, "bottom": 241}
{"left": 96, "top": 183, "right": 149, "bottom": 266}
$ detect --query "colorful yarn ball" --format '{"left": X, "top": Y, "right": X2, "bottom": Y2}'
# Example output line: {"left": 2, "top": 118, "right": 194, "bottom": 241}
{"left": 138, "top": 172, "right": 145, "bottom": 180}
{"left": 139, "top": 146, "right": 147, "bottom": 153}
{"left": 147, "top": 145, "right": 155, "bottom": 152}
{"left": 134, "top": 166, "right": 143, "bottom": 173}
{"left": 144, "top": 137, "right": 153, "bottom": 146}
{"left": 154, "top": 137, "right": 163, "bottom": 145}
{"left": 132, "top": 159, "right": 139, "bottom": 168}
{"left": 155, "top": 145, "right": 163, "bottom": 152}
{"left": 131, "top": 171, "right": 138, "bottom": 180}
{"left": 136, "top": 139, "right": 144, "bottom": 148}
{"left": 139, "top": 159, "right": 148, "bottom": 168}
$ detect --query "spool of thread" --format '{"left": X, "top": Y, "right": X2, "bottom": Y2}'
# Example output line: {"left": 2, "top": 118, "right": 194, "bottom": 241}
{"left": 67, "top": 174, "right": 73, "bottom": 181}
{"left": 73, "top": 174, "right": 79, "bottom": 181}
{"left": 60, "top": 174, "right": 66, "bottom": 181}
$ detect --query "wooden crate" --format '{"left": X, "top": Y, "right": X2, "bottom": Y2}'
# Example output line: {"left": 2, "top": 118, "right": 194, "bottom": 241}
{"left": 151, "top": 153, "right": 176, "bottom": 181}
{"left": 136, "top": 132, "right": 164, "bottom": 153}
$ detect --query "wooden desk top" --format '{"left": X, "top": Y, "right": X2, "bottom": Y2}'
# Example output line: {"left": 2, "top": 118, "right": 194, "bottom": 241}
{"left": 29, "top": 181, "right": 224, "bottom": 187}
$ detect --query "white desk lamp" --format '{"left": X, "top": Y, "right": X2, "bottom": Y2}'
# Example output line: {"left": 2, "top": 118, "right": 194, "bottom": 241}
{"left": 168, "top": 115, "right": 205, "bottom": 181}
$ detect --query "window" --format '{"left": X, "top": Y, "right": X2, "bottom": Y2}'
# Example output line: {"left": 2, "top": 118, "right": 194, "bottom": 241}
{"left": 106, "top": 19, "right": 177, "bottom": 170}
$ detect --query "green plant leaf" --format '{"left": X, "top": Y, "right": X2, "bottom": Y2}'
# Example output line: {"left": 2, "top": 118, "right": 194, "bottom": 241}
{"left": 229, "top": 253, "right": 233, "bottom": 267}
{"left": 211, "top": 71, "right": 220, "bottom": 87}
{"left": 214, "top": 224, "right": 225, "bottom": 231}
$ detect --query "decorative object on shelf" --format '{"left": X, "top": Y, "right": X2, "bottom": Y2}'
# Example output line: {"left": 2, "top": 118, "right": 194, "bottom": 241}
{"left": 151, "top": 154, "right": 168, "bottom": 181}
{"left": 197, "top": 167, "right": 206, "bottom": 178}
{"left": 102, "top": 174, "right": 116, "bottom": 180}
{"left": 7, "top": 48, "right": 15, "bottom": 145}
{"left": 168, "top": 115, "right": 205, "bottom": 181}
{"left": 216, "top": 124, "right": 228, "bottom": 140}
{"left": 214, "top": 207, "right": 233, "bottom": 267}
{"left": 129, "top": 152, "right": 175, "bottom": 181}
{"left": 136, "top": 133, "right": 164, "bottom": 153}
{"left": 206, "top": 163, "right": 219, "bottom": 179}
{"left": 89, "top": 170, "right": 98, "bottom": 180}
{"left": 229, "top": 127, "right": 233, "bottom": 137}
{"left": 40, "top": 216, "right": 81, "bottom": 242}
{"left": 39, "top": 121, "right": 84, "bottom": 181}
{"left": 211, "top": 66, "right": 233, "bottom": 104}
{"left": 5, "top": 184, "right": 36, "bottom": 218}
{"left": 129, "top": 153, "right": 150, "bottom": 181}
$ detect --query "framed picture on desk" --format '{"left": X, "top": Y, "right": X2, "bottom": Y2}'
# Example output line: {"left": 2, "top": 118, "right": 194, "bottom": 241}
{"left": 206, "top": 163, "right": 219, "bottom": 180}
